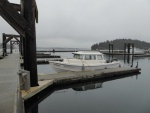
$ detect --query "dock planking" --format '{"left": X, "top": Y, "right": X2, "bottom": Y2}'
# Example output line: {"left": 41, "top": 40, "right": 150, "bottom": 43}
{"left": 36, "top": 55, "right": 61, "bottom": 58}
{"left": 133, "top": 54, "right": 150, "bottom": 57}
{"left": 38, "top": 67, "right": 141, "bottom": 84}
{"left": 0, "top": 54, "right": 21, "bottom": 113}
{"left": 37, "top": 58, "right": 63, "bottom": 64}
{"left": 22, "top": 67, "right": 141, "bottom": 101}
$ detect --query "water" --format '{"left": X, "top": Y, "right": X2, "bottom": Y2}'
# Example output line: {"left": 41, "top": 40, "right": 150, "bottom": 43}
{"left": 26, "top": 52, "right": 150, "bottom": 113}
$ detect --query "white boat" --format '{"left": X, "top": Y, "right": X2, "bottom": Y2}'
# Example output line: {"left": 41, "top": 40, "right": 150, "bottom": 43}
{"left": 49, "top": 51, "right": 120, "bottom": 72}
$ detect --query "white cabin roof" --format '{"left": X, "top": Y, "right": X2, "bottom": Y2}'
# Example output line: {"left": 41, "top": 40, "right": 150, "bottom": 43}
{"left": 72, "top": 51, "right": 103, "bottom": 55}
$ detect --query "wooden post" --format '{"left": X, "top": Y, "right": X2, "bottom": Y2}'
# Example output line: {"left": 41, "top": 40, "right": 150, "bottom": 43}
{"left": 124, "top": 43, "right": 126, "bottom": 63}
{"left": 2, "top": 33, "right": 6, "bottom": 57}
{"left": 53, "top": 49, "right": 55, "bottom": 53}
{"left": 109, "top": 44, "right": 110, "bottom": 54}
{"left": 20, "top": 36, "right": 23, "bottom": 56}
{"left": 0, "top": 0, "right": 38, "bottom": 86}
{"left": 0, "top": 0, "right": 33, "bottom": 38}
{"left": 124, "top": 43, "right": 126, "bottom": 54}
{"left": 131, "top": 43, "right": 134, "bottom": 65}
{"left": 127, "top": 43, "right": 130, "bottom": 63}
{"left": 23, "top": 0, "right": 38, "bottom": 86}
{"left": 10, "top": 40, "right": 13, "bottom": 54}
{"left": 109, "top": 44, "right": 110, "bottom": 61}
{"left": 132, "top": 43, "right": 134, "bottom": 54}
{"left": 127, "top": 43, "right": 130, "bottom": 54}
{"left": 112, "top": 44, "right": 113, "bottom": 59}
{"left": 23, "top": 36, "right": 27, "bottom": 68}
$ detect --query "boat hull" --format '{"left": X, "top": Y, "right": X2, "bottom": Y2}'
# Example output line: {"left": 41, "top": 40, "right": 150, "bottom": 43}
{"left": 50, "top": 62, "right": 120, "bottom": 72}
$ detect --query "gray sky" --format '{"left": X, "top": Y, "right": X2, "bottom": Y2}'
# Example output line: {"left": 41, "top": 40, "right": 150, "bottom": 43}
{"left": 1, "top": 0, "right": 150, "bottom": 48}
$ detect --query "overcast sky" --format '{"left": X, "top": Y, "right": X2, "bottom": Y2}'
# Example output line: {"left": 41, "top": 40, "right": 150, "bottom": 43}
{"left": 0, "top": 0, "right": 150, "bottom": 48}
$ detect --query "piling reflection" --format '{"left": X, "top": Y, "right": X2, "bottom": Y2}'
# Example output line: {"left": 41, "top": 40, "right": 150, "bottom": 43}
{"left": 25, "top": 72, "right": 140, "bottom": 113}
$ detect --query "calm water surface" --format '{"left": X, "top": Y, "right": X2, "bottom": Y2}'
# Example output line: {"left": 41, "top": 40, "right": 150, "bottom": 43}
{"left": 26, "top": 52, "right": 150, "bottom": 113}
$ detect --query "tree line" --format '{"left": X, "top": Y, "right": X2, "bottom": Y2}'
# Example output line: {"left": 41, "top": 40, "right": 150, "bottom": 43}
{"left": 91, "top": 39, "right": 150, "bottom": 50}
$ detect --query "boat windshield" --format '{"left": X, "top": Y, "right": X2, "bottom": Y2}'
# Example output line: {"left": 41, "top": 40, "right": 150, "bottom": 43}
{"left": 74, "top": 54, "right": 84, "bottom": 59}
{"left": 85, "top": 55, "right": 96, "bottom": 60}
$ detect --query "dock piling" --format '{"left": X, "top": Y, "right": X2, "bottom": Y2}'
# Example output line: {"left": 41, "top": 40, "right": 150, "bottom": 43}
{"left": 18, "top": 69, "right": 30, "bottom": 91}
{"left": 108, "top": 44, "right": 114, "bottom": 61}
{"left": 23, "top": 0, "right": 38, "bottom": 87}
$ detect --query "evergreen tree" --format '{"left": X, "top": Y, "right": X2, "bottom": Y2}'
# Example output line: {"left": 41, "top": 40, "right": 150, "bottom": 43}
{"left": 91, "top": 39, "right": 150, "bottom": 50}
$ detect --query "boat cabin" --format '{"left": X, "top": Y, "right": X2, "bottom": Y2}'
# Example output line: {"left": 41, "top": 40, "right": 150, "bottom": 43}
{"left": 72, "top": 51, "right": 104, "bottom": 61}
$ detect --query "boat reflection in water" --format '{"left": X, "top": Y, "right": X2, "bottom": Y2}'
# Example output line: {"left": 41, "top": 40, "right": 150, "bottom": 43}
{"left": 25, "top": 72, "right": 140, "bottom": 113}
{"left": 72, "top": 82, "right": 103, "bottom": 91}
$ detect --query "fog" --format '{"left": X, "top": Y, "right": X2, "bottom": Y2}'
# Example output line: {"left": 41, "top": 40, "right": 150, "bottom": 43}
{"left": 0, "top": 0, "right": 150, "bottom": 48}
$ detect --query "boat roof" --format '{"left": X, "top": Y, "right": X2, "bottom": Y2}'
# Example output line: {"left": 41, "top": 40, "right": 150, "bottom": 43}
{"left": 72, "top": 51, "right": 103, "bottom": 55}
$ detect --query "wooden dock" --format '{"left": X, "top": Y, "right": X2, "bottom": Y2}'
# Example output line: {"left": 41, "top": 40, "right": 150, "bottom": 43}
{"left": 24, "top": 71, "right": 140, "bottom": 110}
{"left": 133, "top": 54, "right": 150, "bottom": 57}
{"left": 22, "top": 67, "right": 141, "bottom": 101}
{"left": 37, "top": 54, "right": 61, "bottom": 58}
{"left": 0, "top": 53, "right": 141, "bottom": 113}
{"left": 103, "top": 53, "right": 144, "bottom": 55}
{"left": 37, "top": 58, "right": 63, "bottom": 64}
{"left": 37, "top": 50, "right": 78, "bottom": 52}
{"left": 0, "top": 54, "right": 22, "bottom": 113}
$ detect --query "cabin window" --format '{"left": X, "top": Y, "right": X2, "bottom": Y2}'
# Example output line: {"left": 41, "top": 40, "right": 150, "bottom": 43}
{"left": 97, "top": 55, "right": 103, "bottom": 60}
{"left": 85, "top": 55, "right": 96, "bottom": 60}
{"left": 74, "top": 54, "right": 83, "bottom": 59}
